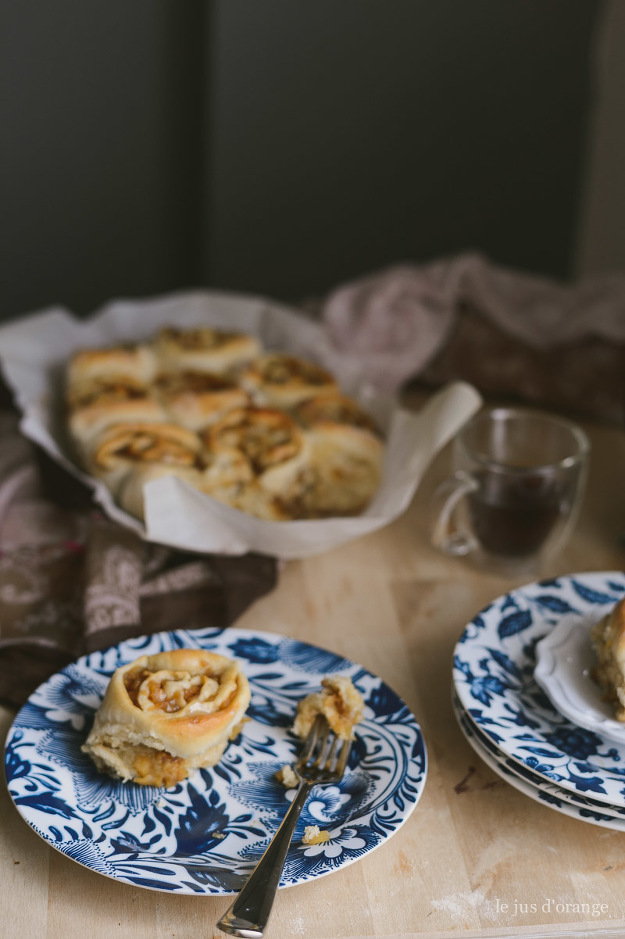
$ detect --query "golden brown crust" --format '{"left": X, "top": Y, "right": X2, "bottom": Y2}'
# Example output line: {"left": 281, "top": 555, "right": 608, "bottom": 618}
{"left": 67, "top": 376, "right": 167, "bottom": 448}
{"left": 153, "top": 326, "right": 261, "bottom": 374}
{"left": 89, "top": 421, "right": 203, "bottom": 475}
{"left": 200, "top": 405, "right": 311, "bottom": 503}
{"left": 85, "top": 422, "right": 205, "bottom": 517}
{"left": 202, "top": 406, "right": 305, "bottom": 477}
{"left": 241, "top": 352, "right": 338, "bottom": 408}
{"left": 591, "top": 598, "right": 625, "bottom": 720}
{"left": 82, "top": 649, "right": 251, "bottom": 786}
{"left": 154, "top": 370, "right": 250, "bottom": 430}
{"left": 293, "top": 391, "right": 380, "bottom": 436}
{"left": 68, "top": 344, "right": 158, "bottom": 385}
{"left": 280, "top": 423, "right": 383, "bottom": 519}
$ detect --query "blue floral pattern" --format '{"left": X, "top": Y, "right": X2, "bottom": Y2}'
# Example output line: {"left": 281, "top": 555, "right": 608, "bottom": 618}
{"left": 453, "top": 693, "right": 625, "bottom": 822}
{"left": 453, "top": 696, "right": 625, "bottom": 831}
{"left": 4, "top": 626, "right": 426, "bottom": 895}
{"left": 453, "top": 571, "right": 625, "bottom": 807}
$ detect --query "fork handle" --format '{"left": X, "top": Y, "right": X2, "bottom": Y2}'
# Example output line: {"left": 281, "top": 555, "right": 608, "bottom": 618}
{"left": 217, "top": 780, "right": 314, "bottom": 938}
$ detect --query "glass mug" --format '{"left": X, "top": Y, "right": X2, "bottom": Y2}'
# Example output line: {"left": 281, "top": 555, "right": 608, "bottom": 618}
{"left": 431, "top": 407, "right": 590, "bottom": 574}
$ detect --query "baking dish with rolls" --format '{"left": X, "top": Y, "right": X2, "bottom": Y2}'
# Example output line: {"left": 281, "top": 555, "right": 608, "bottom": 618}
{"left": 0, "top": 290, "right": 481, "bottom": 557}
{"left": 65, "top": 324, "right": 386, "bottom": 524}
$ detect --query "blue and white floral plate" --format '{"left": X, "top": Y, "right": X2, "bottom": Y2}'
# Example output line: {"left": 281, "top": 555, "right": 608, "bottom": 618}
{"left": 452, "top": 691, "right": 625, "bottom": 826}
{"left": 452, "top": 693, "right": 625, "bottom": 831}
{"left": 4, "top": 626, "right": 426, "bottom": 895}
{"left": 452, "top": 571, "right": 625, "bottom": 808}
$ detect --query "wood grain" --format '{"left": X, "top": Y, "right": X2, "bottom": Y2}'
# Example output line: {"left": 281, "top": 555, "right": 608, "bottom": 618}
{"left": 3, "top": 397, "right": 625, "bottom": 938}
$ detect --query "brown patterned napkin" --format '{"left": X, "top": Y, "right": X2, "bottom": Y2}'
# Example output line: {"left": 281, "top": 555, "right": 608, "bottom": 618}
{"left": 0, "top": 408, "right": 277, "bottom": 709}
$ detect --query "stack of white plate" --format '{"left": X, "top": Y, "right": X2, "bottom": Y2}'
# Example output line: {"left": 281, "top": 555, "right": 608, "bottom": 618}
{"left": 452, "top": 570, "right": 625, "bottom": 830}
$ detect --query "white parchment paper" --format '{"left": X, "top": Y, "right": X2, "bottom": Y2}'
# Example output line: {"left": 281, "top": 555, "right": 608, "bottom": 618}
{"left": 0, "top": 290, "right": 482, "bottom": 558}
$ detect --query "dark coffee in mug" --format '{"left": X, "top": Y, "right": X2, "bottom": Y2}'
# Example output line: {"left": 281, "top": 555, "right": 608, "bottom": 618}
{"left": 468, "top": 469, "right": 564, "bottom": 558}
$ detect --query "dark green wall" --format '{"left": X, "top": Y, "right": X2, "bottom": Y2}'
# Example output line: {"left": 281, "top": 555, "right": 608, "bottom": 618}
{"left": 205, "top": 0, "right": 600, "bottom": 300}
{"left": 0, "top": 1, "right": 601, "bottom": 322}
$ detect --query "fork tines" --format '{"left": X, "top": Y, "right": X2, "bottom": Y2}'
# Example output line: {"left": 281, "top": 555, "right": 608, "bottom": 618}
{"left": 298, "top": 715, "right": 352, "bottom": 782}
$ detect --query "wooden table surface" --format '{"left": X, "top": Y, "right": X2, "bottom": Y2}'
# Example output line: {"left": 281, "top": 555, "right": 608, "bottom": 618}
{"left": 3, "top": 395, "right": 625, "bottom": 939}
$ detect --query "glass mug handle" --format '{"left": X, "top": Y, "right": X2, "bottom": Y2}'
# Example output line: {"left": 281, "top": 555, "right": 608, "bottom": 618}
{"left": 431, "top": 470, "right": 479, "bottom": 557}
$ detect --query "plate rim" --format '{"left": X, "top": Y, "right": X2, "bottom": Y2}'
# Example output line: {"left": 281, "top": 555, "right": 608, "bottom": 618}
{"left": 452, "top": 692, "right": 625, "bottom": 832}
{"left": 452, "top": 690, "right": 625, "bottom": 819}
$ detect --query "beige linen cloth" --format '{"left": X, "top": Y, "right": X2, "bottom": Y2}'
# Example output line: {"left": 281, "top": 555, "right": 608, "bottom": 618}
{"left": 0, "top": 407, "right": 277, "bottom": 709}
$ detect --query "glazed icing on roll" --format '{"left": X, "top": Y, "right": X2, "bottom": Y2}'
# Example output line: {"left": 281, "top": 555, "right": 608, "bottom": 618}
{"left": 82, "top": 649, "right": 251, "bottom": 788}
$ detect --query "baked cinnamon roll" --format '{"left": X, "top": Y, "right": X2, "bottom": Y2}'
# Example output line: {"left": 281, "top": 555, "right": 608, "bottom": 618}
{"left": 241, "top": 352, "right": 338, "bottom": 409}
{"left": 201, "top": 405, "right": 310, "bottom": 497}
{"left": 86, "top": 421, "right": 205, "bottom": 517}
{"left": 154, "top": 369, "right": 250, "bottom": 431}
{"left": 591, "top": 598, "right": 625, "bottom": 721}
{"left": 297, "top": 428, "right": 383, "bottom": 517}
{"left": 153, "top": 326, "right": 261, "bottom": 375}
{"left": 292, "top": 390, "right": 381, "bottom": 436}
{"left": 82, "top": 649, "right": 251, "bottom": 787}
{"left": 63, "top": 325, "right": 386, "bottom": 524}
{"left": 66, "top": 376, "right": 167, "bottom": 453}
{"left": 68, "top": 343, "right": 158, "bottom": 386}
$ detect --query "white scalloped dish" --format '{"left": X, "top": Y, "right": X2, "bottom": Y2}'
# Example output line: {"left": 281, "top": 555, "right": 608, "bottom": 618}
{"left": 534, "top": 614, "right": 625, "bottom": 745}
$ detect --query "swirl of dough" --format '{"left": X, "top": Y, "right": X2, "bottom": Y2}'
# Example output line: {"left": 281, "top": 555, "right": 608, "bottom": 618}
{"left": 292, "top": 390, "right": 381, "bottom": 436}
{"left": 86, "top": 422, "right": 205, "bottom": 519}
{"left": 154, "top": 369, "right": 250, "bottom": 430}
{"left": 201, "top": 405, "right": 309, "bottom": 490}
{"left": 153, "top": 326, "right": 261, "bottom": 374}
{"left": 82, "top": 649, "right": 251, "bottom": 787}
{"left": 241, "top": 352, "right": 337, "bottom": 408}
{"left": 66, "top": 376, "right": 167, "bottom": 453}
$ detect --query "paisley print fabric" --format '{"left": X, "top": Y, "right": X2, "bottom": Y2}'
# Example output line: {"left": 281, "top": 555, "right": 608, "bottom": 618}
{"left": 0, "top": 407, "right": 276, "bottom": 707}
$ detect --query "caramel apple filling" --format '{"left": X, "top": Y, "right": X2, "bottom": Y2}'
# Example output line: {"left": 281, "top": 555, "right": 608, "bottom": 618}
{"left": 132, "top": 747, "right": 187, "bottom": 787}
{"left": 124, "top": 665, "right": 236, "bottom": 715}
{"left": 117, "top": 433, "right": 198, "bottom": 466}
{"left": 293, "top": 392, "right": 380, "bottom": 434}
{"left": 92, "top": 423, "right": 203, "bottom": 471}
{"left": 293, "top": 676, "right": 364, "bottom": 741}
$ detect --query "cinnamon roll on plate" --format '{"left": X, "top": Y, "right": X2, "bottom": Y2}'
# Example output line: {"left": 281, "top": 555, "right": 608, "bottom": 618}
{"left": 82, "top": 649, "right": 251, "bottom": 787}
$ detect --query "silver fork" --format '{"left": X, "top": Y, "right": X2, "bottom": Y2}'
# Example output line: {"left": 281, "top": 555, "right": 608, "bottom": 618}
{"left": 217, "top": 715, "right": 352, "bottom": 938}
